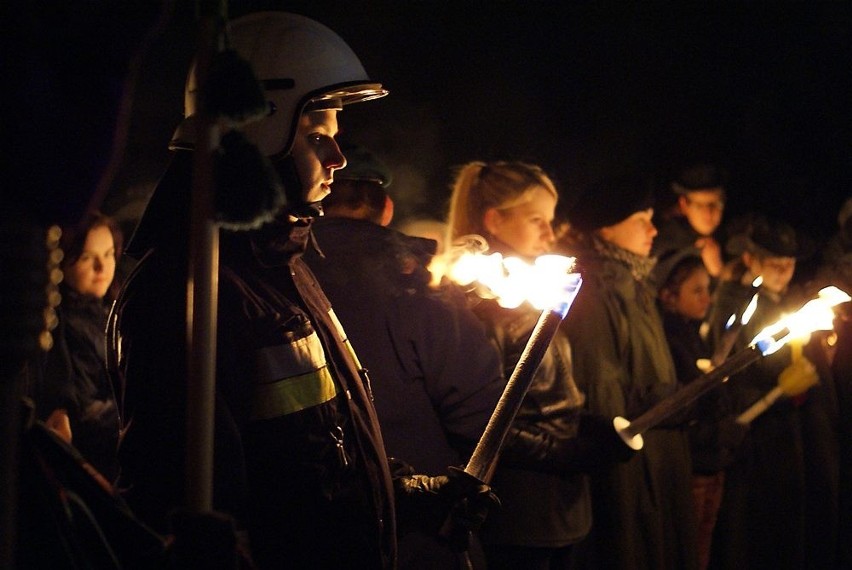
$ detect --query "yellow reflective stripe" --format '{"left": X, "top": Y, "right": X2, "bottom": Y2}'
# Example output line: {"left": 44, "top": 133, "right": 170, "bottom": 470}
{"left": 327, "top": 308, "right": 363, "bottom": 369}
{"left": 250, "top": 366, "right": 339, "bottom": 420}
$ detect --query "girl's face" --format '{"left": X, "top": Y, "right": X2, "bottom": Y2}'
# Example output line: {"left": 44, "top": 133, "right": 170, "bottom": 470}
{"left": 484, "top": 185, "right": 557, "bottom": 258}
{"left": 64, "top": 225, "right": 116, "bottom": 299}
{"left": 672, "top": 267, "right": 712, "bottom": 320}
{"left": 598, "top": 208, "right": 657, "bottom": 257}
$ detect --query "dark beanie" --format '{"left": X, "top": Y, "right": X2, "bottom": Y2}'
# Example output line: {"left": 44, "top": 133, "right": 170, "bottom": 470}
{"left": 569, "top": 174, "right": 655, "bottom": 233}
{"left": 671, "top": 163, "right": 728, "bottom": 194}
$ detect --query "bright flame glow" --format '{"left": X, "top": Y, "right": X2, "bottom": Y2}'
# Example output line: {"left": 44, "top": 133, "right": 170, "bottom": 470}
{"left": 437, "top": 238, "right": 582, "bottom": 311}
{"left": 750, "top": 286, "right": 851, "bottom": 355}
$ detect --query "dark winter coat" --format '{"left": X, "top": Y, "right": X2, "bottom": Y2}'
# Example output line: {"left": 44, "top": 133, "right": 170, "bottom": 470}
{"left": 113, "top": 153, "right": 396, "bottom": 569}
{"left": 304, "top": 217, "right": 505, "bottom": 569}
{"left": 709, "top": 280, "right": 842, "bottom": 569}
{"left": 304, "top": 217, "right": 504, "bottom": 474}
{"left": 565, "top": 249, "right": 698, "bottom": 570}
{"left": 660, "top": 310, "right": 745, "bottom": 474}
{"left": 33, "top": 285, "right": 120, "bottom": 482}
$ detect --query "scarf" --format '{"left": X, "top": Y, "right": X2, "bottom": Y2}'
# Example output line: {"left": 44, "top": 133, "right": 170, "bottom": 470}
{"left": 592, "top": 236, "right": 657, "bottom": 282}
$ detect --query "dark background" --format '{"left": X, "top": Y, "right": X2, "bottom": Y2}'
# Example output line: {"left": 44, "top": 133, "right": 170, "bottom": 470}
{"left": 48, "top": 2, "right": 852, "bottom": 254}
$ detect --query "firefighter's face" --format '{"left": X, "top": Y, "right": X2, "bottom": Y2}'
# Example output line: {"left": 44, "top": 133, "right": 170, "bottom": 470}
{"left": 291, "top": 110, "right": 347, "bottom": 205}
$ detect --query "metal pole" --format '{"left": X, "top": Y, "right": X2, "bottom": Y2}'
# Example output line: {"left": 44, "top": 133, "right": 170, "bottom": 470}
{"left": 185, "top": 15, "right": 220, "bottom": 512}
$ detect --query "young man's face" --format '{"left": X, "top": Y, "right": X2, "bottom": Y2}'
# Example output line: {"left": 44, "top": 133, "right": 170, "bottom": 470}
{"left": 745, "top": 253, "right": 795, "bottom": 294}
{"left": 290, "top": 110, "right": 346, "bottom": 205}
{"left": 599, "top": 208, "right": 658, "bottom": 257}
{"left": 678, "top": 188, "right": 725, "bottom": 236}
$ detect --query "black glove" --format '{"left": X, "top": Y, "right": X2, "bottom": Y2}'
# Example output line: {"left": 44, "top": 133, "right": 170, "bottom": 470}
{"left": 394, "top": 466, "right": 500, "bottom": 552}
{"left": 575, "top": 413, "right": 636, "bottom": 467}
{"left": 499, "top": 414, "right": 635, "bottom": 475}
{"left": 716, "top": 416, "right": 749, "bottom": 468}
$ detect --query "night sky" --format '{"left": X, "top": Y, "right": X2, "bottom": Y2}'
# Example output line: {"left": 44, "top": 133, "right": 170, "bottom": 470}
{"left": 101, "top": 2, "right": 851, "bottom": 256}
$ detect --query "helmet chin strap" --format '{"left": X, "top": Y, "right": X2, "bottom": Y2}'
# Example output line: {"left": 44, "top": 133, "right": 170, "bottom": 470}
{"left": 270, "top": 153, "right": 324, "bottom": 220}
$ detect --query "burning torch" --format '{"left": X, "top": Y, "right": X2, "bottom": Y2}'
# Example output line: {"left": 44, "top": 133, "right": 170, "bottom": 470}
{"left": 438, "top": 243, "right": 583, "bottom": 483}
{"left": 711, "top": 276, "right": 762, "bottom": 367}
{"left": 614, "top": 286, "right": 851, "bottom": 450}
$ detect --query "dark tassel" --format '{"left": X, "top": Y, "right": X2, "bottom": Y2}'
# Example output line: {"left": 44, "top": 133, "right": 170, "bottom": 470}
{"left": 202, "top": 49, "right": 267, "bottom": 126}
{"left": 214, "top": 130, "right": 285, "bottom": 231}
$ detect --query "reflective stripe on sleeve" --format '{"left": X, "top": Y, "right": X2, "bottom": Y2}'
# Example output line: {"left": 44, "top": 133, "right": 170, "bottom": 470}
{"left": 250, "top": 365, "right": 338, "bottom": 420}
{"left": 250, "top": 330, "right": 339, "bottom": 420}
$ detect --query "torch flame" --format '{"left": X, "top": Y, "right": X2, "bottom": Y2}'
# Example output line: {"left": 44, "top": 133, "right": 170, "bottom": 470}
{"left": 435, "top": 235, "right": 582, "bottom": 312}
{"left": 750, "top": 286, "right": 851, "bottom": 355}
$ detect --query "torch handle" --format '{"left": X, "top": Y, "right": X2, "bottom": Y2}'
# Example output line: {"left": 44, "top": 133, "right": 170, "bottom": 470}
{"left": 464, "top": 309, "right": 565, "bottom": 483}
{"left": 619, "top": 345, "right": 762, "bottom": 439}
{"left": 736, "top": 386, "right": 784, "bottom": 425}
{"left": 711, "top": 323, "right": 742, "bottom": 367}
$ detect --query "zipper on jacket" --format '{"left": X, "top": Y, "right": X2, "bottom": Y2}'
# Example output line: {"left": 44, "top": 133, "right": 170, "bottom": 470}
{"left": 331, "top": 424, "right": 350, "bottom": 468}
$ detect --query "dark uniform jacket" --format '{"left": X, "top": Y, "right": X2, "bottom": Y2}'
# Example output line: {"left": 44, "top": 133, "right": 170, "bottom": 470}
{"left": 113, "top": 153, "right": 396, "bottom": 569}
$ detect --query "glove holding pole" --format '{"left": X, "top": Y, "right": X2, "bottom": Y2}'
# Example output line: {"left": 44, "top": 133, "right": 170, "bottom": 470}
{"left": 735, "top": 337, "right": 819, "bottom": 425}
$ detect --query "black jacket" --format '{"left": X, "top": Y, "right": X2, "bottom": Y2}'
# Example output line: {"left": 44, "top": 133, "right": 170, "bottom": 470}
{"left": 472, "top": 299, "right": 593, "bottom": 548}
{"left": 33, "top": 286, "right": 120, "bottom": 482}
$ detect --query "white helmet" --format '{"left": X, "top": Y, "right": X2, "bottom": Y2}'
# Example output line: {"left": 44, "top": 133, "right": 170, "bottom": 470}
{"left": 170, "top": 11, "right": 387, "bottom": 157}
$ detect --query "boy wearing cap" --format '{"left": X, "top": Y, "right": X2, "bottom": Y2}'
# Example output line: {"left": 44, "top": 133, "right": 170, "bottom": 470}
{"left": 653, "top": 164, "right": 728, "bottom": 282}
{"left": 707, "top": 215, "right": 839, "bottom": 569}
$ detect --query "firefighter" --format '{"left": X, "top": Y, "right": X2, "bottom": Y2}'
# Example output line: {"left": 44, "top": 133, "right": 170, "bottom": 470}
{"left": 112, "top": 11, "right": 495, "bottom": 568}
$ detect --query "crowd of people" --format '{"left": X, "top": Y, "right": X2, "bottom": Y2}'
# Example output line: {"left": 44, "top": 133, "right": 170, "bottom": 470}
{"left": 14, "top": 8, "right": 852, "bottom": 570}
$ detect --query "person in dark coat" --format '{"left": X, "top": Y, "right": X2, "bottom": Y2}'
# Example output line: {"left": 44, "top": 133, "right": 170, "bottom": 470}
{"left": 32, "top": 212, "right": 123, "bottom": 483}
{"left": 112, "top": 12, "right": 495, "bottom": 569}
{"left": 303, "top": 145, "right": 505, "bottom": 569}
{"left": 446, "top": 161, "right": 634, "bottom": 570}
{"left": 707, "top": 215, "right": 840, "bottom": 569}
{"left": 656, "top": 253, "right": 746, "bottom": 570}
{"left": 652, "top": 163, "right": 728, "bottom": 287}
{"left": 564, "top": 174, "right": 699, "bottom": 570}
